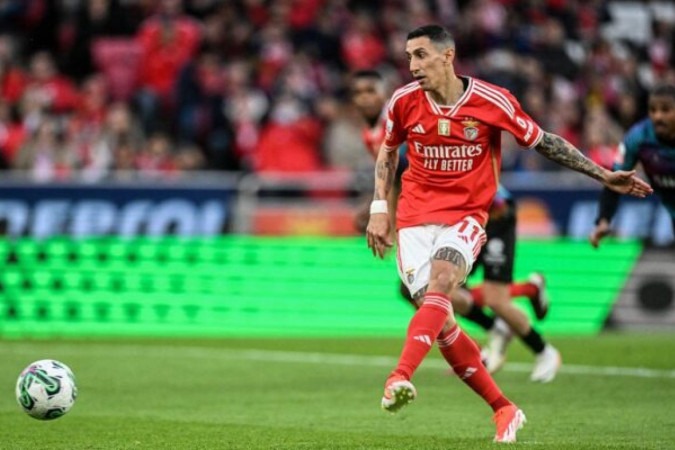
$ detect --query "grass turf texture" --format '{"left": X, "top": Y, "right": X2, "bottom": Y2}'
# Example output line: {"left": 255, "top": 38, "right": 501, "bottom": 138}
{"left": 1, "top": 334, "right": 674, "bottom": 449}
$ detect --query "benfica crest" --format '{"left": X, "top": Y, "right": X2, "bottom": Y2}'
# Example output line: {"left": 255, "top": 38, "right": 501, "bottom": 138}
{"left": 405, "top": 268, "right": 415, "bottom": 285}
{"left": 438, "top": 119, "right": 451, "bottom": 136}
{"left": 461, "top": 118, "right": 480, "bottom": 141}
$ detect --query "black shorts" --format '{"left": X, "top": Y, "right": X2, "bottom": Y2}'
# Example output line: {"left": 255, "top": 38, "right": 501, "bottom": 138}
{"left": 472, "top": 201, "right": 516, "bottom": 283}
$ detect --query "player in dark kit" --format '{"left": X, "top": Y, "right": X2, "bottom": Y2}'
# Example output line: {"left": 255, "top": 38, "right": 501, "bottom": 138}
{"left": 591, "top": 83, "right": 675, "bottom": 247}
{"left": 470, "top": 185, "right": 559, "bottom": 381}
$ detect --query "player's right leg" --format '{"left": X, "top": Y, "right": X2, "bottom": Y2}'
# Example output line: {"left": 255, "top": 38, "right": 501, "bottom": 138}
{"left": 381, "top": 375, "right": 417, "bottom": 412}
{"left": 381, "top": 225, "right": 434, "bottom": 412}
{"left": 383, "top": 222, "right": 482, "bottom": 413}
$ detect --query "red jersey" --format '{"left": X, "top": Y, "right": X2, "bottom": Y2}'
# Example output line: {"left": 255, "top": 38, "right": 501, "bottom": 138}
{"left": 361, "top": 110, "right": 386, "bottom": 159}
{"left": 383, "top": 77, "right": 543, "bottom": 229}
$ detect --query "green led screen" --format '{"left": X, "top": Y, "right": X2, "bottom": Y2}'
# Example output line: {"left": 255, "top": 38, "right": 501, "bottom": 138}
{"left": 0, "top": 237, "right": 641, "bottom": 338}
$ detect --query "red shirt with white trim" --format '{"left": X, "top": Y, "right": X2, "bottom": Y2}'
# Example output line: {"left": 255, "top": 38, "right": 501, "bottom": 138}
{"left": 383, "top": 76, "right": 543, "bottom": 229}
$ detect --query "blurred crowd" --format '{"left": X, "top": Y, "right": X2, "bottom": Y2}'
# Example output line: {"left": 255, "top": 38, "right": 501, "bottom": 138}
{"left": 0, "top": 0, "right": 674, "bottom": 181}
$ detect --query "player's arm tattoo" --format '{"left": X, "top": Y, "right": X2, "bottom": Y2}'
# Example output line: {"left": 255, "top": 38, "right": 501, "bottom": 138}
{"left": 534, "top": 132, "right": 607, "bottom": 183}
{"left": 373, "top": 146, "right": 398, "bottom": 201}
{"left": 374, "top": 160, "right": 395, "bottom": 200}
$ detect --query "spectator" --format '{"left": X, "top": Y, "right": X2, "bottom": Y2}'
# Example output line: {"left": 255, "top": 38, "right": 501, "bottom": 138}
{"left": 0, "top": 99, "right": 26, "bottom": 168}
{"left": 13, "top": 117, "right": 76, "bottom": 181}
{"left": 254, "top": 95, "right": 323, "bottom": 173}
{"left": 176, "top": 47, "right": 225, "bottom": 144}
{"left": 135, "top": 0, "right": 201, "bottom": 133}
{"left": 109, "top": 137, "right": 139, "bottom": 181}
{"left": 340, "top": 11, "right": 386, "bottom": 70}
{"left": 82, "top": 101, "right": 143, "bottom": 181}
{"left": 68, "top": 75, "right": 109, "bottom": 177}
{"left": 175, "top": 143, "right": 206, "bottom": 172}
{"left": 0, "top": 0, "right": 672, "bottom": 180}
{"left": 0, "top": 34, "right": 26, "bottom": 104}
{"left": 223, "top": 60, "right": 268, "bottom": 170}
{"left": 24, "top": 52, "right": 79, "bottom": 114}
{"left": 137, "top": 131, "right": 176, "bottom": 176}
{"left": 65, "top": 0, "right": 132, "bottom": 81}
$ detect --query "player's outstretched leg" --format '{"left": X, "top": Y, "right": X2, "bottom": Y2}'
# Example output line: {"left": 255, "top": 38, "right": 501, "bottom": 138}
{"left": 437, "top": 325, "right": 526, "bottom": 443}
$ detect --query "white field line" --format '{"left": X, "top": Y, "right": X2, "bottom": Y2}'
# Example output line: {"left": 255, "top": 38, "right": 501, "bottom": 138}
{"left": 5, "top": 343, "right": 675, "bottom": 380}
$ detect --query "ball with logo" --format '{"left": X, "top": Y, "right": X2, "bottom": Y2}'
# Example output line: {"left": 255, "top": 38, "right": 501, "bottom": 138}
{"left": 15, "top": 359, "right": 78, "bottom": 420}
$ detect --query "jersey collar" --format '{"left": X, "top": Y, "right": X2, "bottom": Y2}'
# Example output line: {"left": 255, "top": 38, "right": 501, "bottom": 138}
{"left": 424, "top": 76, "right": 474, "bottom": 117}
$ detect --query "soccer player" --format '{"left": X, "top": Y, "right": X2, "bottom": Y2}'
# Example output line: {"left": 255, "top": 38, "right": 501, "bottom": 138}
{"left": 366, "top": 25, "right": 652, "bottom": 443}
{"left": 469, "top": 185, "right": 559, "bottom": 381}
{"left": 590, "top": 83, "right": 675, "bottom": 247}
{"left": 351, "top": 70, "right": 558, "bottom": 381}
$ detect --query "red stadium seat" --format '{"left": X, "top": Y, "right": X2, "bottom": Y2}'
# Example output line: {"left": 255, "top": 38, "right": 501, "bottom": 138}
{"left": 91, "top": 38, "right": 142, "bottom": 101}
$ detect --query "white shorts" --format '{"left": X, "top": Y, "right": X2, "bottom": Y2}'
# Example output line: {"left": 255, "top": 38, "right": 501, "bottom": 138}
{"left": 396, "top": 217, "right": 487, "bottom": 297}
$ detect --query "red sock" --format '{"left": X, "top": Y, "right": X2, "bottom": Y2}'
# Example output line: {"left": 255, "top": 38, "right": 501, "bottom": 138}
{"left": 510, "top": 282, "right": 537, "bottom": 299}
{"left": 391, "top": 292, "right": 452, "bottom": 380}
{"left": 437, "top": 326, "right": 512, "bottom": 412}
{"left": 469, "top": 286, "right": 484, "bottom": 307}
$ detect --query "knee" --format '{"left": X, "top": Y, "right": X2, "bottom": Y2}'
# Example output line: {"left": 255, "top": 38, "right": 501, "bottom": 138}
{"left": 428, "top": 271, "right": 459, "bottom": 294}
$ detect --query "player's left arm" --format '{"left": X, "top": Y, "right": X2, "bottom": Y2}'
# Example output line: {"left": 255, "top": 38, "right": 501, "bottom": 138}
{"left": 533, "top": 132, "right": 653, "bottom": 198}
{"left": 494, "top": 85, "right": 652, "bottom": 197}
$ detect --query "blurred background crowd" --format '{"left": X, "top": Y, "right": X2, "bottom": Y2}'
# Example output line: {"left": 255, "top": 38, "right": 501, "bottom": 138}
{"left": 0, "top": 0, "right": 673, "bottom": 181}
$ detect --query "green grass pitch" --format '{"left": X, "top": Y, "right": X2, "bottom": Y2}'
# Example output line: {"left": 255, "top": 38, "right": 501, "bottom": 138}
{"left": 1, "top": 334, "right": 674, "bottom": 449}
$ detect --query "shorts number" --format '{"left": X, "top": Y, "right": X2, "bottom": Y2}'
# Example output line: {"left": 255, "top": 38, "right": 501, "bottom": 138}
{"left": 457, "top": 220, "right": 480, "bottom": 243}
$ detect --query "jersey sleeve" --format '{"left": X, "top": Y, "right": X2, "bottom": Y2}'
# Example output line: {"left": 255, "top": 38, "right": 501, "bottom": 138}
{"left": 494, "top": 89, "right": 544, "bottom": 148}
{"left": 612, "top": 124, "right": 641, "bottom": 171}
{"left": 383, "top": 98, "right": 406, "bottom": 150}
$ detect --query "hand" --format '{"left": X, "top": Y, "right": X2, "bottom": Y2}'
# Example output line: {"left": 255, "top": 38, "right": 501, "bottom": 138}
{"left": 589, "top": 218, "right": 612, "bottom": 248}
{"left": 353, "top": 200, "right": 370, "bottom": 234}
{"left": 366, "top": 213, "right": 392, "bottom": 259}
{"left": 603, "top": 170, "right": 653, "bottom": 197}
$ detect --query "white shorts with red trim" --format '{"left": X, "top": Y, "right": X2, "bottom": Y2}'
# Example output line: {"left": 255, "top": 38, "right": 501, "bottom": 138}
{"left": 396, "top": 217, "right": 487, "bottom": 297}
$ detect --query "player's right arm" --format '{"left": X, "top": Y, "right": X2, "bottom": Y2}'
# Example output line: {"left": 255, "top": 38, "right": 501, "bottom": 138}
{"left": 366, "top": 143, "right": 399, "bottom": 258}
{"left": 366, "top": 87, "right": 408, "bottom": 258}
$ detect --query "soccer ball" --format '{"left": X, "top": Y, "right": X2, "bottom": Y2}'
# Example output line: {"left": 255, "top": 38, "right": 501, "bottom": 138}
{"left": 15, "top": 359, "right": 78, "bottom": 420}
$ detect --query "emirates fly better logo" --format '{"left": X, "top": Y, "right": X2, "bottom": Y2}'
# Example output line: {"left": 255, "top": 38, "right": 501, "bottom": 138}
{"left": 412, "top": 141, "right": 484, "bottom": 172}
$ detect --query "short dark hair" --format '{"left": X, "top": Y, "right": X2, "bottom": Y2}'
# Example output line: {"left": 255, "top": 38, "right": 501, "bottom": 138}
{"left": 351, "top": 70, "right": 383, "bottom": 82}
{"left": 650, "top": 83, "right": 675, "bottom": 100}
{"left": 406, "top": 25, "right": 455, "bottom": 48}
